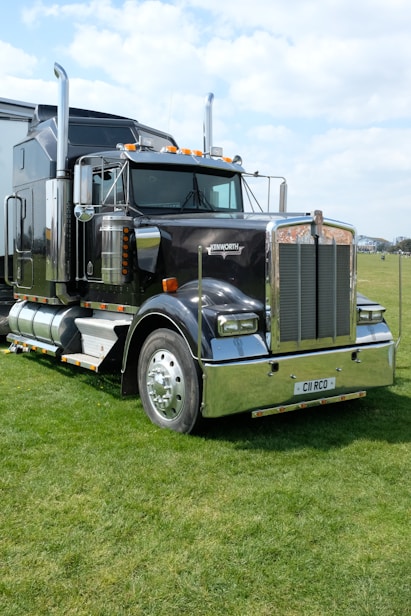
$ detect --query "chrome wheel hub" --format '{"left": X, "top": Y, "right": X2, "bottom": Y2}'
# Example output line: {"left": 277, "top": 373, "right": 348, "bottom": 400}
{"left": 146, "top": 349, "right": 185, "bottom": 420}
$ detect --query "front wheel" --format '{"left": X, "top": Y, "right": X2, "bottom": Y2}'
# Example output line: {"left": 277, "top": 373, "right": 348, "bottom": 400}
{"left": 137, "top": 328, "right": 202, "bottom": 433}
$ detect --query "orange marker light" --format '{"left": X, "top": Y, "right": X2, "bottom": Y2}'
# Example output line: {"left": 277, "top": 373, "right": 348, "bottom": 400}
{"left": 162, "top": 145, "right": 178, "bottom": 154}
{"left": 162, "top": 277, "right": 179, "bottom": 293}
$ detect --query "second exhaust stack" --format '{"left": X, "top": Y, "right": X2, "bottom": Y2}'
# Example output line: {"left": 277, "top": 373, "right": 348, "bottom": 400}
{"left": 203, "top": 92, "right": 214, "bottom": 157}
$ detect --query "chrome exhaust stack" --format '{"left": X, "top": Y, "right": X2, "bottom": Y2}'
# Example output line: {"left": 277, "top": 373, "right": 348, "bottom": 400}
{"left": 46, "top": 63, "right": 72, "bottom": 289}
{"left": 203, "top": 92, "right": 214, "bottom": 157}
{"left": 53, "top": 63, "right": 69, "bottom": 179}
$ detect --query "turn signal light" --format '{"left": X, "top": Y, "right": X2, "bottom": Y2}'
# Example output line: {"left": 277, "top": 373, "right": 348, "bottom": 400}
{"left": 121, "top": 226, "right": 131, "bottom": 278}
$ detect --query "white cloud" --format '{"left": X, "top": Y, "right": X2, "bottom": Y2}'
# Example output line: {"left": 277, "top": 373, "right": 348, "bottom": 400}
{"left": 21, "top": 0, "right": 116, "bottom": 26}
{"left": 0, "top": 41, "right": 37, "bottom": 77}
{"left": 278, "top": 127, "right": 411, "bottom": 239}
{"left": 1, "top": 0, "right": 411, "bottom": 239}
{"left": 15, "top": 1, "right": 411, "bottom": 126}
{"left": 182, "top": 0, "right": 411, "bottom": 39}
{"left": 202, "top": 30, "right": 411, "bottom": 125}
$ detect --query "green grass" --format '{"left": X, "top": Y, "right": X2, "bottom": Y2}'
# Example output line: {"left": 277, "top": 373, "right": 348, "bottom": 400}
{"left": 0, "top": 253, "right": 410, "bottom": 615}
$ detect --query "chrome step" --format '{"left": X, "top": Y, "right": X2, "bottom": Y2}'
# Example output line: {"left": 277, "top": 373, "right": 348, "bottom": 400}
{"left": 61, "top": 352, "right": 102, "bottom": 371}
{"left": 74, "top": 315, "right": 132, "bottom": 359}
{"left": 7, "top": 333, "right": 60, "bottom": 356}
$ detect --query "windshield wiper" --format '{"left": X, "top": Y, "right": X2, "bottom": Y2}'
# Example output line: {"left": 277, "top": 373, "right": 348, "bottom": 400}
{"left": 180, "top": 190, "right": 196, "bottom": 211}
{"left": 179, "top": 174, "right": 214, "bottom": 212}
{"left": 193, "top": 174, "right": 213, "bottom": 210}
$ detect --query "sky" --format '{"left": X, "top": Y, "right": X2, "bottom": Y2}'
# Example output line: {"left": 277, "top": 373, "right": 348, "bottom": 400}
{"left": 1, "top": 0, "right": 411, "bottom": 242}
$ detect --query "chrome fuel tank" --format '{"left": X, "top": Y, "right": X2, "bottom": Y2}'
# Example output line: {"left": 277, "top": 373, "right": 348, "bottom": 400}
{"left": 9, "top": 301, "right": 91, "bottom": 350}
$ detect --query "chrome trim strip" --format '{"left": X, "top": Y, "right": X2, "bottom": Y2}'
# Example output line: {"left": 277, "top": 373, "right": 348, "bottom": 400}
{"left": 135, "top": 226, "right": 161, "bottom": 274}
{"left": 265, "top": 220, "right": 276, "bottom": 349}
{"left": 210, "top": 333, "right": 268, "bottom": 361}
{"left": 356, "top": 321, "right": 393, "bottom": 344}
{"left": 46, "top": 178, "right": 72, "bottom": 283}
{"left": 14, "top": 293, "right": 63, "bottom": 305}
{"left": 80, "top": 301, "right": 137, "bottom": 314}
{"left": 252, "top": 390, "right": 367, "bottom": 419}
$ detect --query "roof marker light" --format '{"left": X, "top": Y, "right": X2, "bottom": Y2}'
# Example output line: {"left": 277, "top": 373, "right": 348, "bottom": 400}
{"left": 161, "top": 145, "right": 178, "bottom": 154}
{"left": 116, "top": 143, "right": 137, "bottom": 151}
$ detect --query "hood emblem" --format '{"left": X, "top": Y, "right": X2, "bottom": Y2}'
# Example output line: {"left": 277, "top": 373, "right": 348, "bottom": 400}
{"left": 206, "top": 242, "right": 245, "bottom": 259}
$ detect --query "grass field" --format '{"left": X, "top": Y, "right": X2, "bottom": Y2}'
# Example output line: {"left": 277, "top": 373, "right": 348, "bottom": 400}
{"left": 0, "top": 253, "right": 410, "bottom": 615}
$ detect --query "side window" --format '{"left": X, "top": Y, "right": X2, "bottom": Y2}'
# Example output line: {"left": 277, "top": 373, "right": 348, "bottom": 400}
{"left": 197, "top": 174, "right": 240, "bottom": 211}
{"left": 210, "top": 183, "right": 236, "bottom": 210}
{"left": 92, "top": 168, "right": 125, "bottom": 206}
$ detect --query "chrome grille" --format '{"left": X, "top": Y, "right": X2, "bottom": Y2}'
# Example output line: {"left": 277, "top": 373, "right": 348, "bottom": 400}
{"left": 270, "top": 219, "right": 355, "bottom": 351}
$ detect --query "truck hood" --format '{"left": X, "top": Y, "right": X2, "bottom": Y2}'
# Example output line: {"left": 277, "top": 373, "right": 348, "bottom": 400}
{"left": 136, "top": 213, "right": 273, "bottom": 302}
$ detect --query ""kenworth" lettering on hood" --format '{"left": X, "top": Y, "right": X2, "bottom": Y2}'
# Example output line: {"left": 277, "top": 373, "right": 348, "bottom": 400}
{"left": 206, "top": 243, "right": 245, "bottom": 259}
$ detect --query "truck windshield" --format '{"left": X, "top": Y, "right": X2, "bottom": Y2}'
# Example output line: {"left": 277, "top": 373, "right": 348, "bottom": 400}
{"left": 131, "top": 166, "right": 243, "bottom": 213}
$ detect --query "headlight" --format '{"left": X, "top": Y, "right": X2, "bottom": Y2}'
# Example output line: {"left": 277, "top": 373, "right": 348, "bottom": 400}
{"left": 217, "top": 312, "right": 259, "bottom": 337}
{"left": 358, "top": 306, "right": 385, "bottom": 324}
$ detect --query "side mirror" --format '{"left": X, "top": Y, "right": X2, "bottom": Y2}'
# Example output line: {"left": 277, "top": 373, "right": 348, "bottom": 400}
{"left": 74, "top": 204, "right": 95, "bottom": 222}
{"left": 73, "top": 164, "right": 94, "bottom": 222}
{"left": 74, "top": 164, "right": 93, "bottom": 206}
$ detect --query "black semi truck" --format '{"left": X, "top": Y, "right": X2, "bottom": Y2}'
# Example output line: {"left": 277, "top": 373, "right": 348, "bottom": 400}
{"left": 2, "top": 63, "right": 395, "bottom": 432}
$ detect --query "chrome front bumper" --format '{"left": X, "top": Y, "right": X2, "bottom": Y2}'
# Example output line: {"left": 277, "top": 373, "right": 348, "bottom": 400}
{"left": 201, "top": 340, "right": 395, "bottom": 418}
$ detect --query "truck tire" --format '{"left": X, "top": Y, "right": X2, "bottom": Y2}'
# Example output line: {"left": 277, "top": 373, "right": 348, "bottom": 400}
{"left": 137, "top": 328, "right": 202, "bottom": 433}
{"left": 0, "top": 314, "right": 10, "bottom": 336}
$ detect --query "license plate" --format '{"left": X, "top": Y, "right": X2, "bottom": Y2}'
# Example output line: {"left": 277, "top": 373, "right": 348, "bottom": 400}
{"left": 294, "top": 377, "right": 336, "bottom": 396}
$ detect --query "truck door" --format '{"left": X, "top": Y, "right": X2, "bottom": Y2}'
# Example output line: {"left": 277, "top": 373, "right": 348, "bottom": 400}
{"left": 84, "top": 167, "right": 126, "bottom": 281}
{"left": 14, "top": 188, "right": 34, "bottom": 289}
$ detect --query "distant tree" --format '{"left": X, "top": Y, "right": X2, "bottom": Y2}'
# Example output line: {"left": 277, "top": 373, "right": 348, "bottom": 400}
{"left": 396, "top": 238, "right": 411, "bottom": 253}
{"left": 376, "top": 241, "right": 391, "bottom": 252}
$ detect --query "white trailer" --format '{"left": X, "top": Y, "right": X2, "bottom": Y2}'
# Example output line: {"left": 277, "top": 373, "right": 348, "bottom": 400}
{"left": 0, "top": 99, "right": 35, "bottom": 333}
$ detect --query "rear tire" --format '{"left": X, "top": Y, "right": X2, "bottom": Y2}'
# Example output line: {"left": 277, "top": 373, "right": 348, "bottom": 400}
{"left": 0, "top": 313, "right": 10, "bottom": 337}
{"left": 137, "top": 328, "right": 201, "bottom": 433}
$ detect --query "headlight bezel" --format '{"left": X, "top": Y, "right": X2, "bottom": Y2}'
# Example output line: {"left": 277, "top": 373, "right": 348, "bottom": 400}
{"left": 357, "top": 305, "right": 385, "bottom": 324}
{"left": 217, "top": 312, "right": 259, "bottom": 337}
